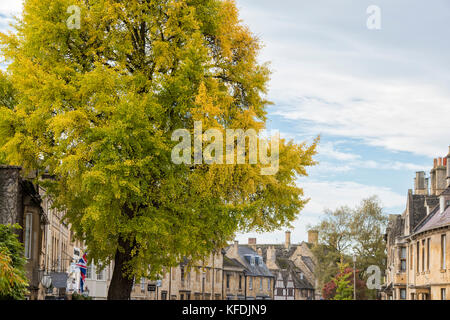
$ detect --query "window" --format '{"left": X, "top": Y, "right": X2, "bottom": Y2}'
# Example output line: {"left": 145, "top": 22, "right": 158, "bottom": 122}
{"left": 276, "top": 288, "right": 283, "bottom": 296}
{"left": 86, "top": 264, "right": 93, "bottom": 279}
{"left": 260, "top": 278, "right": 263, "bottom": 290}
{"left": 400, "top": 247, "right": 406, "bottom": 271}
{"left": 216, "top": 270, "right": 221, "bottom": 283}
{"left": 226, "top": 274, "right": 230, "bottom": 289}
{"left": 268, "top": 278, "right": 271, "bottom": 290}
{"left": 249, "top": 277, "right": 253, "bottom": 290}
{"left": 239, "top": 275, "right": 242, "bottom": 290}
{"left": 416, "top": 242, "right": 420, "bottom": 273}
{"left": 24, "top": 213, "right": 32, "bottom": 259}
{"left": 161, "top": 291, "right": 168, "bottom": 300}
{"left": 401, "top": 260, "right": 407, "bottom": 272}
{"left": 427, "top": 238, "right": 431, "bottom": 271}
{"left": 140, "top": 278, "right": 145, "bottom": 291}
{"left": 206, "top": 269, "right": 210, "bottom": 283}
{"left": 441, "top": 234, "right": 447, "bottom": 270}
{"left": 441, "top": 288, "right": 446, "bottom": 300}
{"left": 288, "top": 288, "right": 294, "bottom": 296}
{"left": 400, "top": 289, "right": 406, "bottom": 300}
{"left": 422, "top": 240, "right": 425, "bottom": 272}
{"left": 410, "top": 245, "right": 413, "bottom": 270}
{"left": 97, "top": 266, "right": 105, "bottom": 281}
{"left": 258, "top": 257, "right": 263, "bottom": 267}
{"left": 250, "top": 256, "right": 255, "bottom": 266}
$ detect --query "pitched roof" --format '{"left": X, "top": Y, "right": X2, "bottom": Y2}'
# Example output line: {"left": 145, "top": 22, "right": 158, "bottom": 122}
{"left": 414, "top": 205, "right": 450, "bottom": 234}
{"left": 276, "top": 261, "right": 314, "bottom": 289}
{"left": 237, "top": 246, "right": 274, "bottom": 277}
{"left": 223, "top": 256, "right": 245, "bottom": 270}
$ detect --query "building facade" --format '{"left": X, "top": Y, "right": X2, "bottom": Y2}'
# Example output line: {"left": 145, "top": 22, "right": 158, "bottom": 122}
{"left": 0, "top": 166, "right": 87, "bottom": 299}
{"left": 382, "top": 147, "right": 450, "bottom": 300}
{"left": 130, "top": 245, "right": 275, "bottom": 301}
{"left": 245, "top": 231, "right": 318, "bottom": 300}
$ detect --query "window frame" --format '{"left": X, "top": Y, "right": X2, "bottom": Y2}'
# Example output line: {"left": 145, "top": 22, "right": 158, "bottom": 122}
{"left": 24, "top": 213, "right": 32, "bottom": 259}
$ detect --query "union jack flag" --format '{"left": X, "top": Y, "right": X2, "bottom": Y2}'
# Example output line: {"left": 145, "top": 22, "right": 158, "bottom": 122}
{"left": 76, "top": 252, "right": 88, "bottom": 293}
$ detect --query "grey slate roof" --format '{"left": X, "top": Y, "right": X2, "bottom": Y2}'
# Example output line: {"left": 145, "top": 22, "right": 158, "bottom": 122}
{"left": 408, "top": 193, "right": 429, "bottom": 230}
{"left": 237, "top": 246, "right": 274, "bottom": 278}
{"left": 279, "top": 261, "right": 314, "bottom": 290}
{"left": 223, "top": 256, "right": 246, "bottom": 270}
{"left": 385, "top": 214, "right": 404, "bottom": 245}
{"left": 301, "top": 256, "right": 315, "bottom": 273}
{"left": 415, "top": 205, "right": 450, "bottom": 234}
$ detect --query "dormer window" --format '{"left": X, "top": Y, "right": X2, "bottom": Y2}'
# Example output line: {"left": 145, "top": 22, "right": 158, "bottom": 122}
{"left": 250, "top": 256, "right": 255, "bottom": 266}
{"left": 258, "top": 256, "right": 263, "bottom": 267}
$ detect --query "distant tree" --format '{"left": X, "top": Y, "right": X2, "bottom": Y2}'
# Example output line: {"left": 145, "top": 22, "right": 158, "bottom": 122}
{"left": 322, "top": 262, "right": 366, "bottom": 300}
{"left": 332, "top": 260, "right": 353, "bottom": 300}
{"left": 310, "top": 206, "right": 353, "bottom": 287}
{"left": 350, "top": 196, "right": 388, "bottom": 280}
{"left": 311, "top": 196, "right": 388, "bottom": 299}
{"left": 0, "top": 224, "right": 29, "bottom": 300}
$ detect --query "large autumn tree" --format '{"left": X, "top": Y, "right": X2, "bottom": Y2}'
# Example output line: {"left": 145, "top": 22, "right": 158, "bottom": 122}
{"left": 0, "top": 0, "right": 317, "bottom": 299}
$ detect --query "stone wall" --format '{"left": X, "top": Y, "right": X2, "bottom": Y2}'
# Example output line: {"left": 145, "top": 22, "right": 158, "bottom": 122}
{"left": 0, "top": 166, "right": 22, "bottom": 226}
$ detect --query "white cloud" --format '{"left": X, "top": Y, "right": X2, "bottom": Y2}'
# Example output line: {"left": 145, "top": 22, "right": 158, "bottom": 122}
{"left": 318, "top": 142, "right": 361, "bottom": 161}
{"left": 237, "top": 179, "right": 405, "bottom": 244}
{"left": 0, "top": 1, "right": 23, "bottom": 16}
{"left": 237, "top": 0, "right": 450, "bottom": 158}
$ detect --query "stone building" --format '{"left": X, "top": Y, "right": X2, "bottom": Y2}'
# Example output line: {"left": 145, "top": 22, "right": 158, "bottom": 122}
{"left": 243, "top": 231, "right": 318, "bottom": 300}
{"left": 0, "top": 166, "right": 83, "bottom": 299}
{"left": 131, "top": 251, "right": 225, "bottom": 300}
{"left": 130, "top": 243, "right": 275, "bottom": 300}
{"left": 225, "top": 241, "right": 275, "bottom": 300}
{"left": 382, "top": 147, "right": 450, "bottom": 300}
{"left": 0, "top": 166, "right": 48, "bottom": 299}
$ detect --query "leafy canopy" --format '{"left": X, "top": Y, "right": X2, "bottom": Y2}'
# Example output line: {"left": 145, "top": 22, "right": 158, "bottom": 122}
{"left": 0, "top": 0, "right": 317, "bottom": 279}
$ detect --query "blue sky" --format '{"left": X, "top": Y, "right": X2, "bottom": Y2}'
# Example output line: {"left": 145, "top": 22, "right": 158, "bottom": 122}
{"left": 1, "top": 1, "right": 449, "bottom": 245}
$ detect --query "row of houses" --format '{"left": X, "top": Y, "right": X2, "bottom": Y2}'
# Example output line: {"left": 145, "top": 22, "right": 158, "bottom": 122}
{"left": 0, "top": 165, "right": 320, "bottom": 300}
{"left": 128, "top": 231, "right": 319, "bottom": 300}
{"left": 382, "top": 146, "right": 450, "bottom": 300}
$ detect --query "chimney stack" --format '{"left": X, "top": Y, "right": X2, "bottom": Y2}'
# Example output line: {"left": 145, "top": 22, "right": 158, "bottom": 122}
{"left": 446, "top": 146, "right": 450, "bottom": 188}
{"left": 285, "top": 231, "right": 291, "bottom": 249}
{"left": 248, "top": 238, "right": 257, "bottom": 250}
{"left": 308, "top": 230, "right": 319, "bottom": 245}
{"left": 414, "top": 171, "right": 428, "bottom": 195}
{"left": 436, "top": 157, "right": 447, "bottom": 195}
{"left": 430, "top": 159, "right": 437, "bottom": 195}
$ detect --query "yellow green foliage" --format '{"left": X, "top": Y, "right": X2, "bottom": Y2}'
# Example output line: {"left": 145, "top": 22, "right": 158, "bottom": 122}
{"left": 0, "top": 0, "right": 317, "bottom": 282}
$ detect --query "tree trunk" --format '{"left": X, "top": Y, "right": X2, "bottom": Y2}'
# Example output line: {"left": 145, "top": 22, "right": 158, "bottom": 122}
{"left": 107, "top": 236, "right": 134, "bottom": 300}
